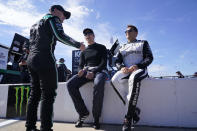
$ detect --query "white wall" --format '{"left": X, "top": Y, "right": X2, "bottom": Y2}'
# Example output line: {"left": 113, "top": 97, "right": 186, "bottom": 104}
{"left": 53, "top": 78, "right": 197, "bottom": 127}
{"left": 0, "top": 84, "right": 9, "bottom": 117}
{"left": 1, "top": 78, "right": 197, "bottom": 127}
{"left": 0, "top": 47, "right": 8, "bottom": 82}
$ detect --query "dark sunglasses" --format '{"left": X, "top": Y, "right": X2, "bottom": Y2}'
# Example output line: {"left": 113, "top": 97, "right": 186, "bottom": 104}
{"left": 84, "top": 32, "right": 94, "bottom": 36}
{"left": 125, "top": 29, "right": 135, "bottom": 33}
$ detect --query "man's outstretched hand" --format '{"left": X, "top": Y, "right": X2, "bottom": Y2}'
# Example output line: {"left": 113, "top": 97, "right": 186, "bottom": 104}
{"left": 79, "top": 42, "right": 85, "bottom": 51}
{"left": 78, "top": 69, "right": 85, "bottom": 77}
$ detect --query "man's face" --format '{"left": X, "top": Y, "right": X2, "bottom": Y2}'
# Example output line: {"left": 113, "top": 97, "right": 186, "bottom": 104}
{"left": 125, "top": 27, "right": 138, "bottom": 41}
{"left": 84, "top": 33, "right": 95, "bottom": 44}
{"left": 53, "top": 9, "right": 66, "bottom": 23}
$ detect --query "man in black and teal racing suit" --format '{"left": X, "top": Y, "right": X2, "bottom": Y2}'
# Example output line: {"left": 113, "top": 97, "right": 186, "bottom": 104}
{"left": 25, "top": 5, "right": 85, "bottom": 131}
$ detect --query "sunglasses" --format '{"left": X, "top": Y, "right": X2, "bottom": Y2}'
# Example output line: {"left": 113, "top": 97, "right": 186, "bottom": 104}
{"left": 84, "top": 32, "right": 94, "bottom": 36}
{"left": 125, "top": 29, "right": 135, "bottom": 33}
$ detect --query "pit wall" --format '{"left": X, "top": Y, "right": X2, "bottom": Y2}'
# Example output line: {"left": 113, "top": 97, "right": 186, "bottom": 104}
{"left": 0, "top": 78, "right": 197, "bottom": 128}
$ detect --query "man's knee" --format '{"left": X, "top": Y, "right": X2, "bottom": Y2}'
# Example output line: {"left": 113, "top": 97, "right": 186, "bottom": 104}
{"left": 94, "top": 73, "right": 106, "bottom": 84}
{"left": 28, "top": 95, "right": 41, "bottom": 104}
{"left": 111, "top": 75, "right": 117, "bottom": 84}
{"left": 29, "top": 89, "right": 41, "bottom": 101}
{"left": 67, "top": 76, "right": 79, "bottom": 93}
{"left": 111, "top": 71, "right": 125, "bottom": 84}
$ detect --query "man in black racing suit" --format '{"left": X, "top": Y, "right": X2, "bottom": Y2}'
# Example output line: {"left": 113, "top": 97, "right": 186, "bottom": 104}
{"left": 25, "top": 5, "right": 85, "bottom": 131}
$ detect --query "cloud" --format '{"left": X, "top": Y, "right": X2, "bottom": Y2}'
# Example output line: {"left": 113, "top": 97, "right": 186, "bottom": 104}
{"left": 0, "top": 0, "right": 121, "bottom": 69}
{"left": 94, "top": 22, "right": 114, "bottom": 48}
{"left": 0, "top": 0, "right": 43, "bottom": 37}
{"left": 7, "top": 0, "right": 35, "bottom": 10}
{"left": 59, "top": 0, "right": 95, "bottom": 44}
{"left": 65, "top": 0, "right": 93, "bottom": 23}
{"left": 0, "top": 0, "right": 42, "bottom": 28}
{"left": 0, "top": 20, "right": 9, "bottom": 25}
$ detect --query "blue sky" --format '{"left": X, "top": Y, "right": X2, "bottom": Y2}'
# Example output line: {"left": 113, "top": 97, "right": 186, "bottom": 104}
{"left": 0, "top": 0, "right": 197, "bottom": 77}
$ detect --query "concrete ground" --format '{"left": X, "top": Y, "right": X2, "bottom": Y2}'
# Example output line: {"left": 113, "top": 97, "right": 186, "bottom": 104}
{"left": 0, "top": 119, "right": 197, "bottom": 131}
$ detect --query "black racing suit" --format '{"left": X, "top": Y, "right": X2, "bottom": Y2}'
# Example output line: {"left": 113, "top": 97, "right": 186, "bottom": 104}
{"left": 25, "top": 14, "right": 80, "bottom": 131}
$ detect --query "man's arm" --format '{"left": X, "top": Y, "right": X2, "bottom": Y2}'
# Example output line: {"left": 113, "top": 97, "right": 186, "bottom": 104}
{"left": 49, "top": 17, "right": 81, "bottom": 48}
{"left": 78, "top": 51, "right": 85, "bottom": 71}
{"left": 137, "top": 41, "right": 153, "bottom": 69}
{"left": 78, "top": 51, "right": 85, "bottom": 77}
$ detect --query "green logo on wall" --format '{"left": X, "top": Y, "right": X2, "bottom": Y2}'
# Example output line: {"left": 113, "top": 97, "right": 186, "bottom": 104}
{"left": 6, "top": 85, "right": 31, "bottom": 118}
{"left": 14, "top": 86, "right": 30, "bottom": 116}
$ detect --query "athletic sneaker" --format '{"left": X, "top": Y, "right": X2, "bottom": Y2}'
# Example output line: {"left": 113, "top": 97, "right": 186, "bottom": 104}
{"left": 75, "top": 112, "right": 89, "bottom": 127}
{"left": 122, "top": 118, "right": 133, "bottom": 131}
{"left": 133, "top": 107, "right": 141, "bottom": 124}
{"left": 26, "top": 129, "right": 40, "bottom": 131}
{"left": 93, "top": 118, "right": 100, "bottom": 129}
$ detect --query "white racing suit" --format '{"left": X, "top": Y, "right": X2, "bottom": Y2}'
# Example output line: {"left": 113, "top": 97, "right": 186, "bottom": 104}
{"left": 111, "top": 39, "right": 153, "bottom": 120}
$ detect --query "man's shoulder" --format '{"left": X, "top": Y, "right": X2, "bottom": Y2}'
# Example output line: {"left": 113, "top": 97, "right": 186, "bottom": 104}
{"left": 95, "top": 43, "right": 106, "bottom": 49}
{"left": 42, "top": 14, "right": 54, "bottom": 20}
{"left": 42, "top": 14, "right": 61, "bottom": 22}
{"left": 137, "top": 40, "right": 149, "bottom": 44}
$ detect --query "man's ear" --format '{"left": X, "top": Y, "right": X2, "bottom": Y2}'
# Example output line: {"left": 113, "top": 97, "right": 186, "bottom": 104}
{"left": 135, "top": 32, "right": 138, "bottom": 37}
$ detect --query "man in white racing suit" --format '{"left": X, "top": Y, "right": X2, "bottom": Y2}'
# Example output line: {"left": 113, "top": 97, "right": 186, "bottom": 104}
{"left": 111, "top": 25, "right": 153, "bottom": 131}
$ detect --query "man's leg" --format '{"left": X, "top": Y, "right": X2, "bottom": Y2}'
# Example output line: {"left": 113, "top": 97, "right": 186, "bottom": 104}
{"left": 38, "top": 66, "right": 58, "bottom": 131}
{"left": 123, "top": 69, "right": 147, "bottom": 131}
{"left": 25, "top": 67, "right": 41, "bottom": 131}
{"left": 92, "top": 72, "right": 107, "bottom": 129}
{"left": 67, "top": 74, "right": 90, "bottom": 127}
{"left": 67, "top": 74, "right": 90, "bottom": 116}
{"left": 111, "top": 70, "right": 130, "bottom": 102}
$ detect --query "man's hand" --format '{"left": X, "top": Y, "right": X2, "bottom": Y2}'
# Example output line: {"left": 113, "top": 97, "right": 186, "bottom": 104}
{"left": 23, "top": 48, "right": 29, "bottom": 54}
{"left": 128, "top": 65, "right": 138, "bottom": 73}
{"left": 86, "top": 72, "right": 94, "bottom": 80}
{"left": 79, "top": 42, "right": 85, "bottom": 51}
{"left": 78, "top": 69, "right": 84, "bottom": 77}
{"left": 121, "top": 67, "right": 129, "bottom": 74}
{"left": 19, "top": 61, "right": 27, "bottom": 66}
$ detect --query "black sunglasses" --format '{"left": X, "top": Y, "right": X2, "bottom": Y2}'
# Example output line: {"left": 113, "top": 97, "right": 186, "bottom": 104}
{"left": 84, "top": 32, "right": 94, "bottom": 36}
{"left": 125, "top": 29, "right": 135, "bottom": 33}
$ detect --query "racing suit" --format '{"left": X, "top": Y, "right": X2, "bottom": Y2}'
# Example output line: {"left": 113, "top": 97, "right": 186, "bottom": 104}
{"left": 25, "top": 14, "right": 80, "bottom": 131}
{"left": 111, "top": 40, "right": 153, "bottom": 120}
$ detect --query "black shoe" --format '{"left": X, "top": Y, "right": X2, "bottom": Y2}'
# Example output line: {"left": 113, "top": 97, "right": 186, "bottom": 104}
{"left": 40, "top": 130, "right": 53, "bottom": 131}
{"left": 75, "top": 113, "right": 89, "bottom": 128}
{"left": 133, "top": 107, "right": 140, "bottom": 124}
{"left": 26, "top": 129, "right": 40, "bottom": 131}
{"left": 40, "top": 129, "right": 53, "bottom": 131}
{"left": 122, "top": 118, "right": 133, "bottom": 131}
{"left": 93, "top": 119, "right": 100, "bottom": 130}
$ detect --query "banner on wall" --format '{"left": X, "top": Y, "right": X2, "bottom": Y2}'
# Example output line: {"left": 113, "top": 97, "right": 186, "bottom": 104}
{"left": 0, "top": 44, "right": 9, "bottom": 82}
{"left": 72, "top": 50, "right": 81, "bottom": 75}
{"left": 6, "top": 85, "right": 30, "bottom": 118}
{"left": 8, "top": 33, "right": 29, "bottom": 64}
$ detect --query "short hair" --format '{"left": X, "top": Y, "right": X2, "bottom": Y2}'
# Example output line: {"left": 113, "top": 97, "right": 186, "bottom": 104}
{"left": 59, "top": 58, "right": 65, "bottom": 62}
{"left": 83, "top": 28, "right": 94, "bottom": 35}
{"left": 127, "top": 25, "right": 138, "bottom": 32}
